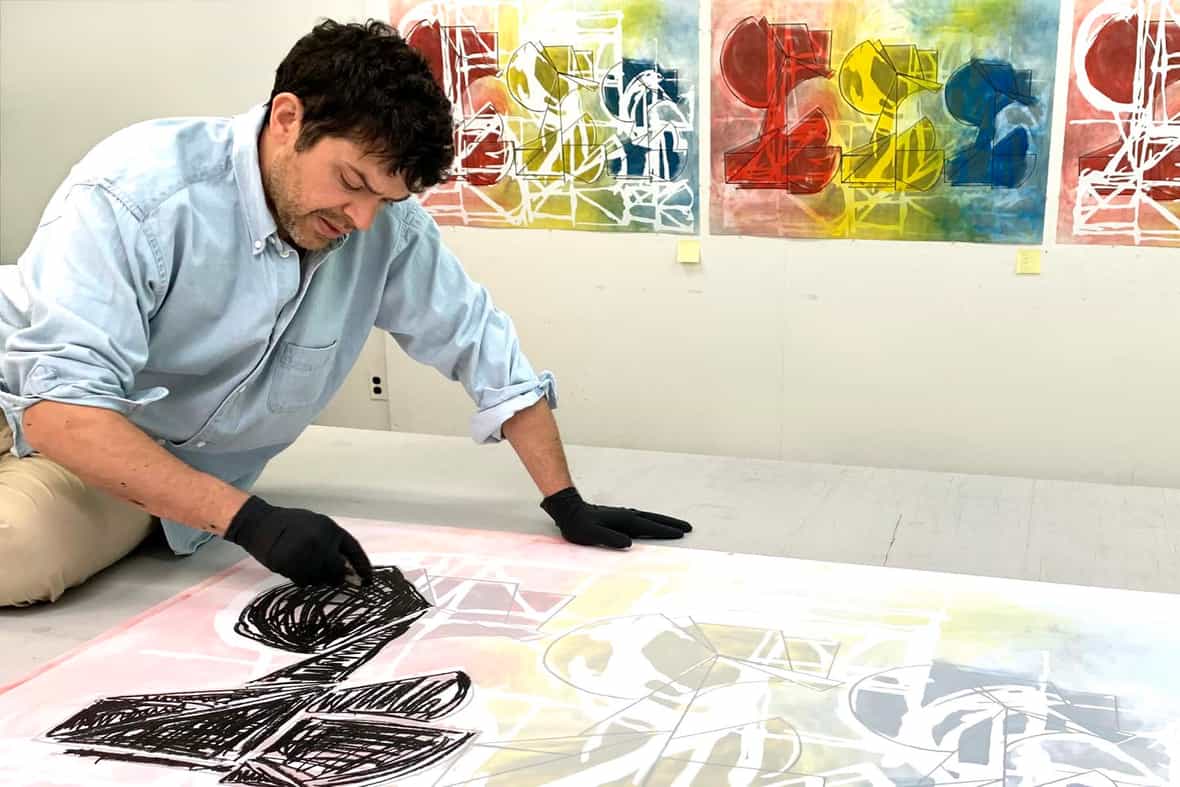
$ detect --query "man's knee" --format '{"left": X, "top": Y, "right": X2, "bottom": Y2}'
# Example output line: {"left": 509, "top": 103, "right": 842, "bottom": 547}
{"left": 0, "top": 459, "right": 152, "bottom": 606}
{"left": 0, "top": 513, "right": 74, "bottom": 605}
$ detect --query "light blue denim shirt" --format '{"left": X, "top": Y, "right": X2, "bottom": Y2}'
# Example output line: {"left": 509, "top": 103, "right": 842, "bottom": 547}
{"left": 0, "top": 104, "right": 556, "bottom": 555}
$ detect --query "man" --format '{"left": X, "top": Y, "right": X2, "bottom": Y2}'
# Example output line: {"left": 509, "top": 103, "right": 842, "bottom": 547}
{"left": 0, "top": 19, "right": 691, "bottom": 606}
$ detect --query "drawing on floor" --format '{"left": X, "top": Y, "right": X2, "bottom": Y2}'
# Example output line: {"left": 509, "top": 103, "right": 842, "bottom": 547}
{"left": 710, "top": 0, "right": 1063, "bottom": 243}
{"left": 0, "top": 522, "right": 1176, "bottom": 786}
{"left": 45, "top": 568, "right": 475, "bottom": 786}
{"left": 373, "top": 0, "right": 699, "bottom": 233}
{"left": 1057, "top": 0, "right": 1180, "bottom": 246}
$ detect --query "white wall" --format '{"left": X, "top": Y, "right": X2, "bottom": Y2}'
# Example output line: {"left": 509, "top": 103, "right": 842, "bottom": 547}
{"left": 4, "top": 0, "right": 1180, "bottom": 489}
{"left": 393, "top": 230, "right": 1180, "bottom": 489}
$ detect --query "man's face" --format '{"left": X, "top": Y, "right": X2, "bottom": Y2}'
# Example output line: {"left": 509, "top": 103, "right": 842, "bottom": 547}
{"left": 263, "top": 132, "right": 413, "bottom": 251}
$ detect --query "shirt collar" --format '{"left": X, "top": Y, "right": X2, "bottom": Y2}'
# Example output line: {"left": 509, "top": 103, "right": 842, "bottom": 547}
{"left": 231, "top": 103, "right": 279, "bottom": 256}
{"left": 230, "top": 103, "right": 350, "bottom": 257}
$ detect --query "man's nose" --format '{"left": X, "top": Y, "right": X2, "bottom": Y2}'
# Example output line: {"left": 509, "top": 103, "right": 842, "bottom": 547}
{"left": 342, "top": 198, "right": 379, "bottom": 232}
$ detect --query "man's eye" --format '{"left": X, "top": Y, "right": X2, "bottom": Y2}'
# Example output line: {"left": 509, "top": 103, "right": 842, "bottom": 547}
{"left": 341, "top": 177, "right": 362, "bottom": 190}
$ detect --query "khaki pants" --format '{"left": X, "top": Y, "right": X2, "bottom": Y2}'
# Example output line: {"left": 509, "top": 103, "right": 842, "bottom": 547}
{"left": 0, "top": 422, "right": 153, "bottom": 606}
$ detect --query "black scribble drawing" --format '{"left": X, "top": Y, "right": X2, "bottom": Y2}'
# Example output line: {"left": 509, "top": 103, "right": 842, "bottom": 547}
{"left": 45, "top": 567, "right": 477, "bottom": 786}
{"left": 235, "top": 568, "right": 431, "bottom": 654}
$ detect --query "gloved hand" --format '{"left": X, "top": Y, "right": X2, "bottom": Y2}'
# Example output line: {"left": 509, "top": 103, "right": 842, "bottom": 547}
{"left": 225, "top": 495, "right": 374, "bottom": 586}
{"left": 540, "top": 486, "right": 692, "bottom": 549}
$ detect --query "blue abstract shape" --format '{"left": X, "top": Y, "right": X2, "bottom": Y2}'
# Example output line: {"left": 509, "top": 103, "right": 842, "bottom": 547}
{"left": 601, "top": 58, "right": 681, "bottom": 114}
{"left": 602, "top": 58, "right": 690, "bottom": 180}
{"left": 944, "top": 59, "right": 1038, "bottom": 188}
{"left": 622, "top": 141, "right": 649, "bottom": 177}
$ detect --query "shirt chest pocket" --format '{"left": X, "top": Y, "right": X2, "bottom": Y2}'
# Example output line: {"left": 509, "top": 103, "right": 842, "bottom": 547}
{"left": 267, "top": 339, "right": 339, "bottom": 413}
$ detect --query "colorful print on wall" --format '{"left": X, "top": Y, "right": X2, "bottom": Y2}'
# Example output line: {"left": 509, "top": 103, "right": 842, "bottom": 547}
{"left": 710, "top": 0, "right": 1063, "bottom": 243}
{"left": 379, "top": 0, "right": 699, "bottom": 233}
{"left": 1057, "top": 0, "right": 1180, "bottom": 246}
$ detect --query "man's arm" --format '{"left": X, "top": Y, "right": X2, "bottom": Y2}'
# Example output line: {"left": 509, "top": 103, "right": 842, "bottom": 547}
{"left": 23, "top": 401, "right": 246, "bottom": 533}
{"left": 501, "top": 398, "right": 573, "bottom": 497}
{"left": 374, "top": 207, "right": 691, "bottom": 548}
{"left": 23, "top": 401, "right": 372, "bottom": 585}
{"left": 7, "top": 185, "right": 369, "bottom": 585}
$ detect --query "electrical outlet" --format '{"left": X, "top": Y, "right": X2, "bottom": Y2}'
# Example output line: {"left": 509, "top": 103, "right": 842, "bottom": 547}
{"left": 369, "top": 374, "right": 388, "bottom": 401}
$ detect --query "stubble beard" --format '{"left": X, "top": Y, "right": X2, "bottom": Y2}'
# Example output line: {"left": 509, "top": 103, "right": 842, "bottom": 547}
{"left": 263, "top": 153, "right": 324, "bottom": 252}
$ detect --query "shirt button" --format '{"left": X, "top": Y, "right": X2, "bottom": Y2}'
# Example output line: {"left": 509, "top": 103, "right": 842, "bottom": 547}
{"left": 195, "top": 441, "right": 207, "bottom": 448}
{"left": 253, "top": 240, "right": 263, "bottom": 251}
{"left": 280, "top": 250, "right": 290, "bottom": 258}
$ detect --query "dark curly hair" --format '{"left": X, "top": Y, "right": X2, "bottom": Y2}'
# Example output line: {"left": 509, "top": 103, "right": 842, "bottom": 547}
{"left": 266, "top": 19, "right": 454, "bottom": 193}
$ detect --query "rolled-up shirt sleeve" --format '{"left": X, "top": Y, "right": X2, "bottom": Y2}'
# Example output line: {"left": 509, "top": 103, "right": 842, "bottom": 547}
{"left": 0, "top": 183, "right": 169, "bottom": 456}
{"left": 375, "top": 206, "right": 557, "bottom": 444}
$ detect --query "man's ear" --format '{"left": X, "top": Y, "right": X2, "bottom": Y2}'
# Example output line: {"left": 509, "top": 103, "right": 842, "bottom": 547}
{"left": 268, "top": 92, "right": 304, "bottom": 146}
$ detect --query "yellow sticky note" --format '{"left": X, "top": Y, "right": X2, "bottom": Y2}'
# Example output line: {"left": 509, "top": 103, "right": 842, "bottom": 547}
{"left": 677, "top": 239, "right": 701, "bottom": 264}
{"left": 1016, "top": 248, "right": 1041, "bottom": 275}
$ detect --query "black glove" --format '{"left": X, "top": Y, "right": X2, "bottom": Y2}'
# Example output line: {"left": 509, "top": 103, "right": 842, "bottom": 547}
{"left": 540, "top": 486, "right": 692, "bottom": 549}
{"left": 225, "top": 495, "right": 374, "bottom": 586}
